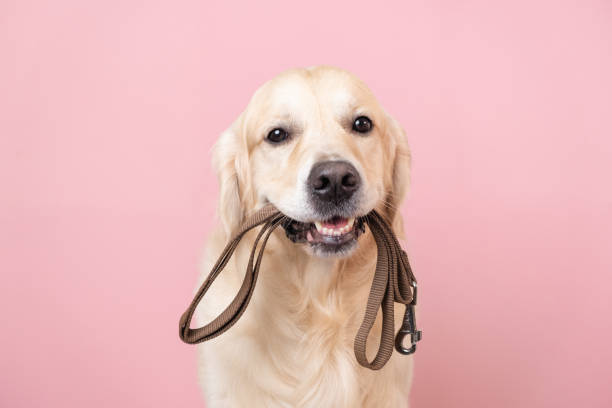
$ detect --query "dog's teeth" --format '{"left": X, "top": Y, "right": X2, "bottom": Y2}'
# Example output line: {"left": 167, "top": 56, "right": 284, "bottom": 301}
{"left": 313, "top": 218, "right": 356, "bottom": 237}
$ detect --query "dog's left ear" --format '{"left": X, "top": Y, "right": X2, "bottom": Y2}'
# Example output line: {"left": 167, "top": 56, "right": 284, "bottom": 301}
{"left": 212, "top": 117, "right": 250, "bottom": 239}
{"left": 384, "top": 112, "right": 411, "bottom": 227}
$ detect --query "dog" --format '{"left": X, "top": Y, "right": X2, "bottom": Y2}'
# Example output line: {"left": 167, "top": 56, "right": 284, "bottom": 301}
{"left": 196, "top": 66, "right": 414, "bottom": 407}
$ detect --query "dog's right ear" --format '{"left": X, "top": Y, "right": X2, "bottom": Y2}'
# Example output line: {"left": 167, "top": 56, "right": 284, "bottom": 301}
{"left": 212, "top": 119, "right": 249, "bottom": 239}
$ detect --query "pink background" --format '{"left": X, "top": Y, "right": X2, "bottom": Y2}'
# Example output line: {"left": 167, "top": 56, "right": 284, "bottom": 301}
{"left": 1, "top": 0, "right": 611, "bottom": 406}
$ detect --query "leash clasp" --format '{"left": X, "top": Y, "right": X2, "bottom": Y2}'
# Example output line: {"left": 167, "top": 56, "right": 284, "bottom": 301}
{"left": 395, "top": 282, "right": 422, "bottom": 355}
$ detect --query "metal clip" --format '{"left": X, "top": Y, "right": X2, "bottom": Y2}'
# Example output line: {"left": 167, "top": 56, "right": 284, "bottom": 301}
{"left": 394, "top": 282, "right": 422, "bottom": 355}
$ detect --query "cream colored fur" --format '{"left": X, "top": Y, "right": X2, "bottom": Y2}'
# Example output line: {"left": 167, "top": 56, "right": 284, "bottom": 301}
{"left": 196, "top": 66, "right": 414, "bottom": 407}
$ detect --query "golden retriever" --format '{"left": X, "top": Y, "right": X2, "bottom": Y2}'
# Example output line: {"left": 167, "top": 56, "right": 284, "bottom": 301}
{"left": 196, "top": 66, "right": 413, "bottom": 407}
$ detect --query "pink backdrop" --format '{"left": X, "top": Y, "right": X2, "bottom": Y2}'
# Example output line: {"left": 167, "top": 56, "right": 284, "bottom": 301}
{"left": 2, "top": 0, "right": 611, "bottom": 406}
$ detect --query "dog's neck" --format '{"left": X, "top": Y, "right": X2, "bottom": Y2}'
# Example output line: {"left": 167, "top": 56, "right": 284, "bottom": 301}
{"left": 269, "top": 227, "right": 378, "bottom": 303}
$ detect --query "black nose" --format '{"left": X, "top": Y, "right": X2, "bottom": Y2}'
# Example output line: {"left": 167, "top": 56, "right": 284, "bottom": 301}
{"left": 307, "top": 160, "right": 361, "bottom": 204}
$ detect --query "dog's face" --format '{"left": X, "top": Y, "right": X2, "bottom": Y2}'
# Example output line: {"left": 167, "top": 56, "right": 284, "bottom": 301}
{"left": 214, "top": 66, "right": 410, "bottom": 257}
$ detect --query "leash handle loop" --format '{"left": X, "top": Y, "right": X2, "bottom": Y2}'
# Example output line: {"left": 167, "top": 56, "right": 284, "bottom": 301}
{"left": 179, "top": 205, "right": 282, "bottom": 344}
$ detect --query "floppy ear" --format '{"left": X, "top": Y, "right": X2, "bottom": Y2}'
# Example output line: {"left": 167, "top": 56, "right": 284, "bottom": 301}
{"left": 212, "top": 120, "right": 249, "bottom": 239}
{"left": 384, "top": 113, "right": 411, "bottom": 230}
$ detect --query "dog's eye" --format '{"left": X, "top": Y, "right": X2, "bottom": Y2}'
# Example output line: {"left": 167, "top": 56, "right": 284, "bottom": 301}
{"left": 266, "top": 128, "right": 289, "bottom": 144}
{"left": 352, "top": 116, "right": 373, "bottom": 133}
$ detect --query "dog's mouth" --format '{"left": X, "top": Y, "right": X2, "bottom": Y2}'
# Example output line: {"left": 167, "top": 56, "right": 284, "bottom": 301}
{"left": 282, "top": 215, "right": 367, "bottom": 256}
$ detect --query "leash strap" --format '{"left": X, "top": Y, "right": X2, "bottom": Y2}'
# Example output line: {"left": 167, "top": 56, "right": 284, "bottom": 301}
{"left": 179, "top": 205, "right": 421, "bottom": 370}
{"left": 353, "top": 211, "right": 420, "bottom": 369}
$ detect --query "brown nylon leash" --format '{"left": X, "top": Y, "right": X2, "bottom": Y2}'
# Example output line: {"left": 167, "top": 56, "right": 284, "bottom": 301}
{"left": 179, "top": 204, "right": 421, "bottom": 370}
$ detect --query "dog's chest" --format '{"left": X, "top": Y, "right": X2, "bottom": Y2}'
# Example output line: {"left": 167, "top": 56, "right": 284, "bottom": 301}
{"left": 249, "top": 262, "right": 371, "bottom": 406}
{"left": 198, "top": 238, "right": 411, "bottom": 407}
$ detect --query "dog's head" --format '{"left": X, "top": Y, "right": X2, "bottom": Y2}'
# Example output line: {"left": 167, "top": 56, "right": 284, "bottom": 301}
{"left": 213, "top": 66, "right": 410, "bottom": 257}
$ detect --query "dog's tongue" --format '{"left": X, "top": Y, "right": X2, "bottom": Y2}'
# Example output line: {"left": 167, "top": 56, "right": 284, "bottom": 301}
{"left": 322, "top": 217, "right": 348, "bottom": 229}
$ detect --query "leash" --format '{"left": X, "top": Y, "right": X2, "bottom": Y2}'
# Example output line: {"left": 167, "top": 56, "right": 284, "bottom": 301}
{"left": 179, "top": 204, "right": 421, "bottom": 370}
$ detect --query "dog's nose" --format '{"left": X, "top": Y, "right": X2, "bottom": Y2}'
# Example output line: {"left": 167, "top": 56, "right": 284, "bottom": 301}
{"left": 308, "top": 160, "right": 361, "bottom": 203}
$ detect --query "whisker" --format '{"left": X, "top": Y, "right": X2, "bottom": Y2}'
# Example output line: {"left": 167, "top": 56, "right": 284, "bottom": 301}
{"left": 380, "top": 199, "right": 399, "bottom": 212}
